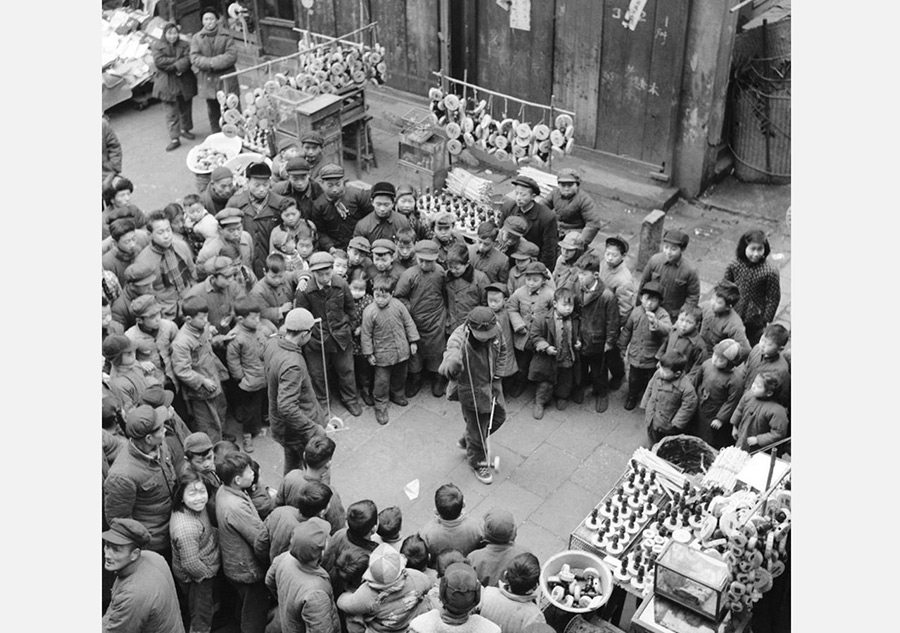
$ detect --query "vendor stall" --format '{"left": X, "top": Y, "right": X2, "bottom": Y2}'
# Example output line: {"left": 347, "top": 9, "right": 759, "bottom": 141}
{"left": 542, "top": 437, "right": 791, "bottom": 633}
{"left": 102, "top": 8, "right": 168, "bottom": 110}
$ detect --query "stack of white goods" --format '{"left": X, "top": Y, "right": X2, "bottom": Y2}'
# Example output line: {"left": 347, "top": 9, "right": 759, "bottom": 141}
{"left": 702, "top": 447, "right": 751, "bottom": 491}
{"left": 631, "top": 447, "right": 687, "bottom": 496}
{"left": 445, "top": 168, "right": 494, "bottom": 204}
{"left": 518, "top": 166, "right": 558, "bottom": 199}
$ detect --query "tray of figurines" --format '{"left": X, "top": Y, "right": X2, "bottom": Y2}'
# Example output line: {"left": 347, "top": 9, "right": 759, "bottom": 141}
{"left": 569, "top": 459, "right": 667, "bottom": 563}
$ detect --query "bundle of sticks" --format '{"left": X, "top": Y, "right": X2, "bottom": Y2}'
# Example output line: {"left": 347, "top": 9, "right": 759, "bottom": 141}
{"left": 445, "top": 168, "right": 494, "bottom": 204}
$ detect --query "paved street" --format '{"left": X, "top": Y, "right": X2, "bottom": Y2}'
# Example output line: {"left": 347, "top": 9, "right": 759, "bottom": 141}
{"left": 104, "top": 86, "right": 791, "bottom": 622}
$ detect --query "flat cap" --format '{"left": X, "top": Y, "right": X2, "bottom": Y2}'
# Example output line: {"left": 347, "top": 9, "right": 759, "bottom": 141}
{"left": 371, "top": 239, "right": 397, "bottom": 255}
{"left": 216, "top": 207, "right": 244, "bottom": 226}
{"left": 524, "top": 261, "right": 549, "bottom": 276}
{"left": 501, "top": 216, "right": 528, "bottom": 238}
{"left": 663, "top": 229, "right": 689, "bottom": 249}
{"left": 102, "top": 334, "right": 135, "bottom": 360}
{"left": 559, "top": 231, "right": 583, "bottom": 250}
{"left": 284, "top": 307, "right": 317, "bottom": 331}
{"left": 414, "top": 240, "right": 439, "bottom": 260}
{"left": 511, "top": 175, "right": 540, "bottom": 195}
{"left": 183, "top": 432, "right": 214, "bottom": 455}
{"left": 124, "top": 262, "right": 157, "bottom": 286}
{"left": 433, "top": 211, "right": 455, "bottom": 227}
{"left": 130, "top": 295, "right": 161, "bottom": 318}
{"left": 102, "top": 518, "right": 151, "bottom": 548}
{"left": 211, "top": 166, "right": 233, "bottom": 183}
{"left": 510, "top": 241, "right": 539, "bottom": 259}
{"left": 125, "top": 404, "right": 166, "bottom": 439}
{"left": 299, "top": 132, "right": 324, "bottom": 146}
{"left": 285, "top": 156, "right": 312, "bottom": 174}
{"left": 556, "top": 168, "right": 580, "bottom": 184}
{"left": 141, "top": 386, "right": 174, "bottom": 409}
{"left": 484, "top": 282, "right": 507, "bottom": 297}
{"left": 205, "top": 256, "right": 234, "bottom": 276}
{"left": 318, "top": 163, "right": 345, "bottom": 180}
{"left": 641, "top": 280, "right": 663, "bottom": 297}
{"left": 466, "top": 307, "right": 499, "bottom": 341}
{"left": 307, "top": 251, "right": 335, "bottom": 271}
{"left": 347, "top": 236, "right": 371, "bottom": 254}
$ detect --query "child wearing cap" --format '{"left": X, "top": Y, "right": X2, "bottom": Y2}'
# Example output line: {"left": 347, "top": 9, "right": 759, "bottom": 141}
{"left": 418, "top": 484, "right": 485, "bottom": 559}
{"left": 506, "top": 262, "right": 556, "bottom": 398}
{"left": 599, "top": 234, "right": 635, "bottom": 391}
{"left": 394, "top": 240, "right": 449, "bottom": 398}
{"left": 354, "top": 181, "right": 412, "bottom": 244}
{"left": 479, "top": 553, "right": 547, "bottom": 633}
{"left": 171, "top": 295, "right": 230, "bottom": 442}
{"left": 337, "top": 542, "right": 434, "bottom": 631}
{"left": 641, "top": 350, "right": 698, "bottom": 447}
{"left": 347, "top": 267, "right": 375, "bottom": 406}
{"left": 410, "top": 562, "right": 500, "bottom": 633}
{"left": 528, "top": 287, "right": 581, "bottom": 418}
{"left": 506, "top": 241, "right": 540, "bottom": 296}
{"left": 439, "top": 308, "right": 509, "bottom": 485}
{"left": 430, "top": 211, "right": 468, "bottom": 268}
{"left": 300, "top": 132, "right": 325, "bottom": 177}
{"left": 619, "top": 280, "right": 672, "bottom": 411}
{"left": 270, "top": 226, "right": 306, "bottom": 273}
{"left": 182, "top": 193, "right": 220, "bottom": 254}
{"left": 273, "top": 156, "right": 326, "bottom": 221}
{"left": 112, "top": 262, "right": 157, "bottom": 329}
{"left": 723, "top": 229, "right": 781, "bottom": 346}
{"left": 395, "top": 227, "right": 419, "bottom": 269}
{"left": 126, "top": 295, "right": 180, "bottom": 393}
{"left": 196, "top": 207, "right": 255, "bottom": 276}
{"left": 183, "top": 256, "right": 245, "bottom": 340}
{"left": 445, "top": 244, "right": 490, "bottom": 334}
{"left": 657, "top": 305, "right": 708, "bottom": 382}
{"left": 104, "top": 334, "right": 165, "bottom": 413}
{"left": 361, "top": 273, "right": 420, "bottom": 425}
{"left": 740, "top": 323, "right": 791, "bottom": 408}
{"left": 638, "top": 228, "right": 701, "bottom": 321}
{"left": 497, "top": 216, "right": 530, "bottom": 260}
{"left": 469, "top": 221, "right": 510, "bottom": 285}
{"left": 572, "top": 250, "right": 619, "bottom": 413}
{"left": 691, "top": 339, "right": 744, "bottom": 449}
{"left": 730, "top": 372, "right": 789, "bottom": 452}
{"left": 700, "top": 281, "right": 752, "bottom": 362}
{"left": 485, "top": 283, "right": 518, "bottom": 390}
{"left": 366, "top": 239, "right": 407, "bottom": 288}
{"left": 226, "top": 297, "right": 275, "bottom": 453}
{"left": 468, "top": 508, "right": 530, "bottom": 588}
{"left": 346, "top": 235, "right": 374, "bottom": 282}
{"left": 271, "top": 139, "right": 300, "bottom": 182}
{"left": 552, "top": 231, "right": 585, "bottom": 293}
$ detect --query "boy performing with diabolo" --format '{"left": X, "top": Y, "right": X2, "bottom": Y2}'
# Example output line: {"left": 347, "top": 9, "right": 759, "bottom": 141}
{"left": 439, "top": 307, "right": 509, "bottom": 485}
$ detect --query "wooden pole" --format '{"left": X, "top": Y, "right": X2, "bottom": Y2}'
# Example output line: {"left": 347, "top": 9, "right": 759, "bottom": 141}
{"left": 439, "top": 0, "right": 451, "bottom": 93}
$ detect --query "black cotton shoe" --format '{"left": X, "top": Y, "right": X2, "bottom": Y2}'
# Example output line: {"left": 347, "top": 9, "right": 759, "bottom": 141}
{"left": 166, "top": 139, "right": 181, "bottom": 151}
{"left": 345, "top": 401, "right": 363, "bottom": 417}
{"left": 623, "top": 395, "right": 638, "bottom": 411}
{"left": 556, "top": 398, "right": 569, "bottom": 411}
{"left": 431, "top": 376, "right": 448, "bottom": 398}
{"left": 390, "top": 395, "right": 408, "bottom": 406}
{"left": 572, "top": 387, "right": 585, "bottom": 404}
{"left": 360, "top": 389, "right": 374, "bottom": 406}
{"left": 595, "top": 394, "right": 610, "bottom": 413}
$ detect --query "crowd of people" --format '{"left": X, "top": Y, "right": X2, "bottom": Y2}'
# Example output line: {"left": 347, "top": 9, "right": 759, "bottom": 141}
{"left": 101, "top": 23, "right": 789, "bottom": 627}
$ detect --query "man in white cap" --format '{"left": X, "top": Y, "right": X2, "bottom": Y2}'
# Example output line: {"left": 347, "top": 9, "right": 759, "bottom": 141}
{"left": 102, "top": 518, "right": 185, "bottom": 633}
{"left": 263, "top": 307, "right": 328, "bottom": 474}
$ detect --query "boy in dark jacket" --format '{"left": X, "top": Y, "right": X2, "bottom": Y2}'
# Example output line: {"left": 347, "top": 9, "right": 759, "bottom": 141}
{"left": 700, "top": 280, "right": 752, "bottom": 362}
{"left": 226, "top": 297, "right": 275, "bottom": 453}
{"left": 445, "top": 243, "right": 490, "bottom": 334}
{"left": 528, "top": 287, "right": 580, "bottom": 419}
{"left": 641, "top": 351, "right": 698, "bottom": 447}
{"left": 469, "top": 221, "right": 510, "bottom": 285}
{"left": 637, "top": 229, "right": 700, "bottom": 322}
{"left": 249, "top": 253, "right": 295, "bottom": 329}
{"left": 322, "top": 500, "right": 380, "bottom": 573}
{"left": 657, "top": 305, "right": 707, "bottom": 382}
{"left": 741, "top": 323, "right": 791, "bottom": 408}
{"left": 346, "top": 235, "right": 374, "bottom": 282}
{"left": 691, "top": 339, "right": 744, "bottom": 449}
{"left": 485, "top": 283, "right": 518, "bottom": 392}
{"left": 619, "top": 280, "right": 671, "bottom": 411}
{"left": 294, "top": 251, "right": 363, "bottom": 417}
{"left": 439, "top": 308, "right": 510, "bottom": 485}
{"left": 468, "top": 508, "right": 530, "bottom": 588}
{"left": 418, "top": 484, "right": 485, "bottom": 560}
{"left": 731, "top": 372, "right": 789, "bottom": 451}
{"left": 573, "top": 250, "right": 619, "bottom": 412}
{"left": 361, "top": 274, "right": 421, "bottom": 425}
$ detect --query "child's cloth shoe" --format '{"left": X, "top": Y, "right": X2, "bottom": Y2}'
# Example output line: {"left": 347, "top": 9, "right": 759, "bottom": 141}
{"left": 623, "top": 395, "right": 638, "bottom": 411}
{"left": 360, "top": 389, "right": 374, "bottom": 406}
{"left": 473, "top": 463, "right": 493, "bottom": 485}
{"left": 345, "top": 401, "right": 363, "bottom": 417}
{"left": 390, "top": 395, "right": 408, "bottom": 407}
{"left": 571, "top": 387, "right": 585, "bottom": 404}
{"left": 556, "top": 398, "right": 569, "bottom": 411}
{"left": 532, "top": 403, "right": 545, "bottom": 419}
{"left": 595, "top": 394, "right": 609, "bottom": 413}
{"left": 375, "top": 409, "right": 389, "bottom": 425}
{"left": 431, "top": 376, "right": 448, "bottom": 397}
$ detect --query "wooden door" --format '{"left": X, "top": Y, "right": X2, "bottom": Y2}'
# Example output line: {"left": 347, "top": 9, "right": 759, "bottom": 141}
{"left": 369, "top": 0, "right": 440, "bottom": 95}
{"left": 594, "top": 0, "right": 690, "bottom": 170}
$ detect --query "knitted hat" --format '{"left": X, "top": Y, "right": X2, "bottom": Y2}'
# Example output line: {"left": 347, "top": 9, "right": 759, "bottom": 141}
{"left": 211, "top": 166, "right": 233, "bottom": 183}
